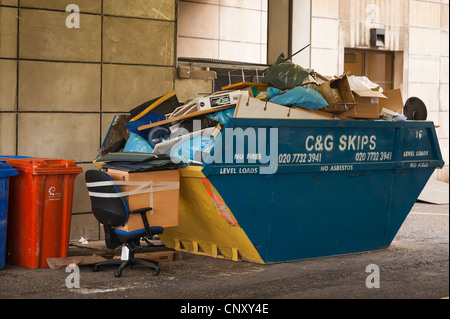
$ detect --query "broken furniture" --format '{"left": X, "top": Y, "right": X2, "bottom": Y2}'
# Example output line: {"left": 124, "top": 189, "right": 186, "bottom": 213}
{"left": 85, "top": 169, "right": 164, "bottom": 277}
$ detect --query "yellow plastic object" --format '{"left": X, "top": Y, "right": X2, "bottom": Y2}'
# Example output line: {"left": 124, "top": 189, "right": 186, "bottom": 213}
{"left": 93, "top": 159, "right": 104, "bottom": 169}
{"left": 159, "top": 166, "right": 264, "bottom": 263}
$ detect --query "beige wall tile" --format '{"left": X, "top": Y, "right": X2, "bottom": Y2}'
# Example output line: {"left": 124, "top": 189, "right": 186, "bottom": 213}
{"left": 19, "top": 9, "right": 101, "bottom": 62}
{"left": 0, "top": 7, "right": 17, "bottom": 58}
{"left": 175, "top": 78, "right": 213, "bottom": 102}
{"left": 0, "top": 59, "right": 17, "bottom": 111}
{"left": 0, "top": 113, "right": 16, "bottom": 155}
{"left": 102, "top": 64, "right": 174, "bottom": 112}
{"left": 441, "top": 57, "right": 449, "bottom": 84}
{"left": 409, "top": 27, "right": 440, "bottom": 56}
{"left": 339, "top": 0, "right": 409, "bottom": 26}
{"left": 438, "top": 113, "right": 449, "bottom": 139}
{"left": 219, "top": 41, "right": 262, "bottom": 64}
{"left": 70, "top": 213, "right": 100, "bottom": 241}
{"left": 292, "top": 0, "right": 311, "bottom": 68}
{"left": 339, "top": 20, "right": 366, "bottom": 49}
{"left": 18, "top": 61, "right": 100, "bottom": 112}
{"left": 0, "top": 0, "right": 18, "bottom": 5}
{"left": 410, "top": 0, "right": 441, "bottom": 29}
{"left": 441, "top": 31, "right": 449, "bottom": 57}
{"left": 178, "top": 1, "right": 219, "bottom": 39}
{"left": 178, "top": 37, "right": 219, "bottom": 59}
{"left": 409, "top": 56, "right": 440, "bottom": 84}
{"left": 311, "top": 48, "right": 339, "bottom": 76}
{"left": 219, "top": 6, "right": 261, "bottom": 43}
{"left": 18, "top": 113, "right": 100, "bottom": 161}
{"left": 20, "top": 0, "right": 101, "bottom": 13}
{"left": 427, "top": 111, "right": 439, "bottom": 131}
{"left": 221, "top": 0, "right": 262, "bottom": 10}
{"left": 261, "top": 44, "right": 267, "bottom": 64}
{"left": 103, "top": 16, "right": 175, "bottom": 65}
{"left": 261, "top": 9, "right": 268, "bottom": 44}
{"left": 441, "top": 84, "right": 449, "bottom": 112}
{"left": 104, "top": 0, "right": 175, "bottom": 20}
{"left": 442, "top": 4, "right": 449, "bottom": 29}
{"left": 312, "top": 0, "right": 339, "bottom": 19}
{"left": 339, "top": 20, "right": 409, "bottom": 52}
{"left": 408, "top": 83, "right": 440, "bottom": 112}
{"left": 71, "top": 163, "right": 97, "bottom": 215}
{"left": 311, "top": 17, "right": 339, "bottom": 49}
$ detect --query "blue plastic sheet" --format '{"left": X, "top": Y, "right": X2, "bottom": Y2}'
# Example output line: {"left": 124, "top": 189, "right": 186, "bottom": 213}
{"left": 205, "top": 108, "right": 235, "bottom": 126}
{"left": 170, "top": 135, "right": 215, "bottom": 164}
{"left": 266, "top": 86, "right": 328, "bottom": 110}
{"left": 123, "top": 133, "right": 154, "bottom": 153}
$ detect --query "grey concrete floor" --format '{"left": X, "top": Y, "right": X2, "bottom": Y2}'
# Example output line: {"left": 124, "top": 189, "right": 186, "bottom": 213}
{"left": 0, "top": 202, "right": 448, "bottom": 306}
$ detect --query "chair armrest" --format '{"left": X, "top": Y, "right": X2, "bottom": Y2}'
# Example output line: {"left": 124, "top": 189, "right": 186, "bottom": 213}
{"left": 129, "top": 207, "right": 152, "bottom": 215}
{"left": 129, "top": 207, "right": 153, "bottom": 238}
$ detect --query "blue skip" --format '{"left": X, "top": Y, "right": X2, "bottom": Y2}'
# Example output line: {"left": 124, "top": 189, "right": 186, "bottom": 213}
{"left": 198, "top": 119, "right": 445, "bottom": 263}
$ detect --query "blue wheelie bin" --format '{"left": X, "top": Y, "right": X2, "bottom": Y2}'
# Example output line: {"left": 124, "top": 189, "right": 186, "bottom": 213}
{"left": 159, "top": 118, "right": 445, "bottom": 263}
{"left": 0, "top": 160, "right": 18, "bottom": 269}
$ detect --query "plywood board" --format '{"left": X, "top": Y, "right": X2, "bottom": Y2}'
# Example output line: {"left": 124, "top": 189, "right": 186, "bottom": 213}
{"left": 234, "top": 96, "right": 334, "bottom": 120}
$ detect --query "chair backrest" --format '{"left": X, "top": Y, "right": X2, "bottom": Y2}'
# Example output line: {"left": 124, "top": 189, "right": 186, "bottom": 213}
{"left": 85, "top": 170, "right": 129, "bottom": 227}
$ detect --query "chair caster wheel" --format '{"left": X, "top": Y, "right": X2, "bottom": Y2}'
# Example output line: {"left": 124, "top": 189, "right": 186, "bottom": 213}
{"left": 114, "top": 270, "right": 122, "bottom": 277}
{"left": 152, "top": 268, "right": 160, "bottom": 276}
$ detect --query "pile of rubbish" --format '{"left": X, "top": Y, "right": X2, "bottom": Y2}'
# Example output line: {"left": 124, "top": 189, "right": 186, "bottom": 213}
{"left": 96, "top": 53, "right": 411, "bottom": 168}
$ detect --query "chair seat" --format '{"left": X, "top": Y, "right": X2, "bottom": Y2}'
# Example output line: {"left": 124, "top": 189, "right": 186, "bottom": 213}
{"left": 112, "top": 226, "right": 164, "bottom": 242}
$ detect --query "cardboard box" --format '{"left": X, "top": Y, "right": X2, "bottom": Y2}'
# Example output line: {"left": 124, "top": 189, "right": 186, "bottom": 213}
{"left": 317, "top": 74, "right": 356, "bottom": 113}
{"left": 341, "top": 90, "right": 387, "bottom": 119}
{"left": 104, "top": 168, "right": 180, "bottom": 232}
{"left": 379, "top": 89, "right": 403, "bottom": 114}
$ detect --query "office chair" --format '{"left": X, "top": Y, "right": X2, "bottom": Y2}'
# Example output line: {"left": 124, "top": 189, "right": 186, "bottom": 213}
{"left": 85, "top": 169, "right": 163, "bottom": 277}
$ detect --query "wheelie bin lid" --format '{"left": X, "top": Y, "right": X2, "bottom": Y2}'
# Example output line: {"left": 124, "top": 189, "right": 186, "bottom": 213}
{"left": 2, "top": 158, "right": 82, "bottom": 176}
{"left": 0, "top": 160, "right": 18, "bottom": 179}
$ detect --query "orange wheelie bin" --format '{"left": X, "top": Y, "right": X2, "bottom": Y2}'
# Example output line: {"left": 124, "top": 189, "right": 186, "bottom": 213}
{"left": 3, "top": 157, "right": 82, "bottom": 268}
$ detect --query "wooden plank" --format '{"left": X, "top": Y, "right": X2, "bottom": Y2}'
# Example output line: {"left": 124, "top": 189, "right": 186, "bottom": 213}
{"left": 138, "top": 105, "right": 235, "bottom": 131}
{"left": 222, "top": 82, "right": 269, "bottom": 90}
{"left": 113, "top": 251, "right": 182, "bottom": 262}
{"left": 47, "top": 256, "right": 107, "bottom": 269}
{"left": 130, "top": 91, "right": 176, "bottom": 122}
{"left": 170, "top": 99, "right": 198, "bottom": 118}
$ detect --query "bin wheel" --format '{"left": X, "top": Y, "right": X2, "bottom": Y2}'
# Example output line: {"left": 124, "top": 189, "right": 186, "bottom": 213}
{"left": 114, "top": 270, "right": 122, "bottom": 278}
{"left": 152, "top": 268, "right": 160, "bottom": 276}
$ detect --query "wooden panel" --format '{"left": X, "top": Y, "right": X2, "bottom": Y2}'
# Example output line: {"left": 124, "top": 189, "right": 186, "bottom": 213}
{"left": 235, "top": 96, "right": 334, "bottom": 120}
{"left": 105, "top": 168, "right": 180, "bottom": 231}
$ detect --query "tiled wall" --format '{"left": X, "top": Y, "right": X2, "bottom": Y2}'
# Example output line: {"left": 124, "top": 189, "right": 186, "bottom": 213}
{"left": 0, "top": 0, "right": 177, "bottom": 240}
{"left": 408, "top": 0, "right": 449, "bottom": 183}
{"left": 0, "top": 0, "right": 448, "bottom": 242}
{"left": 177, "top": 0, "right": 268, "bottom": 64}
{"left": 297, "top": 0, "right": 449, "bottom": 182}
